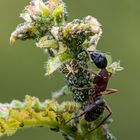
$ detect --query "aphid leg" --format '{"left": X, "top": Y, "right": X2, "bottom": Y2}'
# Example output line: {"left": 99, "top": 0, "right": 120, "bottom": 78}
{"left": 84, "top": 104, "right": 112, "bottom": 136}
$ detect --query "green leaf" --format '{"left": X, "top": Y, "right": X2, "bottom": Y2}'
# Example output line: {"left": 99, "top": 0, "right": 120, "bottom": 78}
{"left": 39, "top": 2, "right": 50, "bottom": 17}
{"left": 10, "top": 100, "right": 26, "bottom": 110}
{"left": 52, "top": 4, "right": 65, "bottom": 24}
{"left": 106, "top": 54, "right": 113, "bottom": 66}
{"left": 37, "top": 36, "right": 59, "bottom": 49}
{"left": 0, "top": 104, "right": 9, "bottom": 119}
{"left": 107, "top": 61, "right": 124, "bottom": 74}
{"left": 45, "top": 52, "right": 71, "bottom": 75}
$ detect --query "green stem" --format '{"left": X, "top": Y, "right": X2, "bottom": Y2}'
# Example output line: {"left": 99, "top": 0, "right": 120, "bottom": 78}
{"left": 0, "top": 95, "right": 116, "bottom": 140}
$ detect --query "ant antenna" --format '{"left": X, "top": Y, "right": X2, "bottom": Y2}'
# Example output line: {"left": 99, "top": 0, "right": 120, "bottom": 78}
{"left": 88, "top": 50, "right": 111, "bottom": 55}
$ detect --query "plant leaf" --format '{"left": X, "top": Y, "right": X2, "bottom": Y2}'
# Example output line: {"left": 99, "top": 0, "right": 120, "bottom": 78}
{"left": 107, "top": 61, "right": 124, "bottom": 74}
{"left": 45, "top": 52, "right": 71, "bottom": 75}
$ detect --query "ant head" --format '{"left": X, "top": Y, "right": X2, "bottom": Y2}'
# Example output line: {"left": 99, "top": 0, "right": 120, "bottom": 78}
{"left": 90, "top": 53, "right": 107, "bottom": 69}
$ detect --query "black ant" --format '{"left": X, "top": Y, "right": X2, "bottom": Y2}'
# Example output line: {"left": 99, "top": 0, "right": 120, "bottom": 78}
{"left": 66, "top": 52, "right": 118, "bottom": 135}
{"left": 89, "top": 52, "right": 117, "bottom": 94}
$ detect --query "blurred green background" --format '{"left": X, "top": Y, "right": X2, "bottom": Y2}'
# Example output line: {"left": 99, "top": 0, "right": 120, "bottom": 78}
{"left": 0, "top": 0, "right": 139, "bottom": 139}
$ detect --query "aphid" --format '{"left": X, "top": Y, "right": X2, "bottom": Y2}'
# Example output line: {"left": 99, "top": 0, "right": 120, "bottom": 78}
{"left": 63, "top": 60, "right": 75, "bottom": 78}
{"left": 50, "top": 127, "right": 59, "bottom": 132}
{"left": 66, "top": 52, "right": 118, "bottom": 135}
{"left": 65, "top": 63, "right": 75, "bottom": 77}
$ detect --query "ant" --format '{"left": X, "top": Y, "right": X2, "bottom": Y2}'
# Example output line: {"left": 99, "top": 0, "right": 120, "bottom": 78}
{"left": 66, "top": 52, "right": 118, "bottom": 135}
{"left": 89, "top": 52, "right": 118, "bottom": 94}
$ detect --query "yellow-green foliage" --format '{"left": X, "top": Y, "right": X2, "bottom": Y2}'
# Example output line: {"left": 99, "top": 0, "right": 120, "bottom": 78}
{"left": 0, "top": 95, "right": 80, "bottom": 138}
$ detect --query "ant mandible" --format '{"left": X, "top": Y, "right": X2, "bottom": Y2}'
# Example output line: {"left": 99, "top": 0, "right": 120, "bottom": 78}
{"left": 66, "top": 52, "right": 118, "bottom": 135}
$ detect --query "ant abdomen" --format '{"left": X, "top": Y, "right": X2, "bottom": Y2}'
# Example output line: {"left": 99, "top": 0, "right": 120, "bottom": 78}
{"left": 84, "top": 105, "right": 104, "bottom": 122}
{"left": 83, "top": 98, "right": 105, "bottom": 122}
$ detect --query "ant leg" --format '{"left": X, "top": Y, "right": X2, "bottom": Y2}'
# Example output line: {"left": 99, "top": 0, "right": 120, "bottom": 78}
{"left": 73, "top": 86, "right": 95, "bottom": 91}
{"left": 65, "top": 103, "right": 96, "bottom": 125}
{"left": 84, "top": 104, "right": 112, "bottom": 136}
{"left": 93, "top": 89, "right": 118, "bottom": 97}
{"left": 108, "top": 72, "right": 112, "bottom": 78}
{"left": 65, "top": 111, "right": 86, "bottom": 124}
{"left": 87, "top": 69, "right": 101, "bottom": 77}
{"left": 104, "top": 88, "right": 118, "bottom": 95}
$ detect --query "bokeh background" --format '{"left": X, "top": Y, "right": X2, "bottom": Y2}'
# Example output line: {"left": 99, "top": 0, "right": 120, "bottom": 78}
{"left": 0, "top": 0, "right": 139, "bottom": 139}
